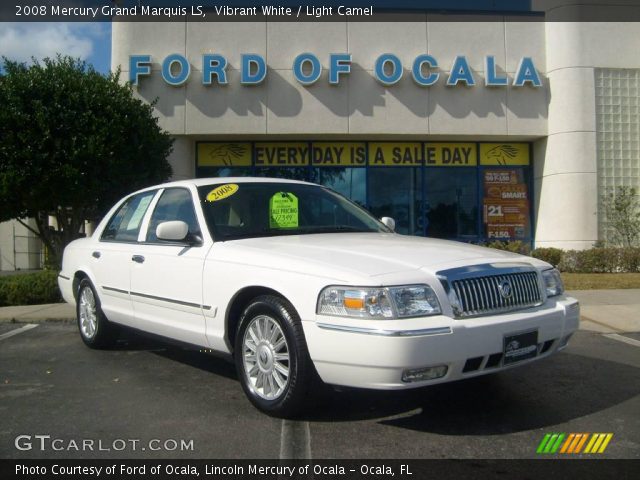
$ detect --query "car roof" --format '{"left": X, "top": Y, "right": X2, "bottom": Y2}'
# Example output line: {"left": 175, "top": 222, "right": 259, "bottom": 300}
{"left": 134, "top": 177, "right": 317, "bottom": 194}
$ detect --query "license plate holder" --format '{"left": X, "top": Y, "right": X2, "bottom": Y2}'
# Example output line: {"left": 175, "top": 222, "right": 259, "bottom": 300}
{"left": 503, "top": 329, "right": 538, "bottom": 365}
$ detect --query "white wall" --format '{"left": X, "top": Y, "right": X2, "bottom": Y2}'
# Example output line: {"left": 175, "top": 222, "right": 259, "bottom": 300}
{"left": 112, "top": 19, "right": 548, "bottom": 138}
{"left": 535, "top": 20, "right": 640, "bottom": 249}
{"left": 0, "top": 219, "right": 42, "bottom": 271}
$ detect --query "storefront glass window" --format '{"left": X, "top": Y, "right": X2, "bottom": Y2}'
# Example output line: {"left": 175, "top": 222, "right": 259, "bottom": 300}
{"left": 195, "top": 141, "right": 533, "bottom": 245}
{"left": 368, "top": 168, "right": 423, "bottom": 235}
{"left": 311, "top": 168, "right": 367, "bottom": 207}
{"left": 425, "top": 168, "right": 478, "bottom": 240}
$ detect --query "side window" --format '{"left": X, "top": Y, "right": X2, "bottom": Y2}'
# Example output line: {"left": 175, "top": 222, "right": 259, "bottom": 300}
{"left": 146, "top": 188, "right": 201, "bottom": 243}
{"left": 101, "top": 191, "right": 156, "bottom": 242}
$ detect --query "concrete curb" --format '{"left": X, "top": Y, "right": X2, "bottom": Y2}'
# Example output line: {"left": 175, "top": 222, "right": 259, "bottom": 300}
{"left": 0, "top": 317, "right": 76, "bottom": 324}
{"left": 0, "top": 303, "right": 75, "bottom": 324}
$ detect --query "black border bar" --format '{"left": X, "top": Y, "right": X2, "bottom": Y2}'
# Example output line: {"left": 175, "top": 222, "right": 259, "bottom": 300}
{"left": 3, "top": 1, "right": 640, "bottom": 22}
{"left": 3, "top": 459, "right": 640, "bottom": 480}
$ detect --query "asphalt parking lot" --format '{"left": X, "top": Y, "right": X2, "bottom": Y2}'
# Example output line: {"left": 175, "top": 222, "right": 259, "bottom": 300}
{"left": 0, "top": 322, "right": 638, "bottom": 460}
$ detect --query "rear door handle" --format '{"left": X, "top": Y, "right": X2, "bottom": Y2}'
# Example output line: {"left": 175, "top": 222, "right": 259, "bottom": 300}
{"left": 131, "top": 255, "right": 145, "bottom": 264}
{"left": 92, "top": 251, "right": 101, "bottom": 259}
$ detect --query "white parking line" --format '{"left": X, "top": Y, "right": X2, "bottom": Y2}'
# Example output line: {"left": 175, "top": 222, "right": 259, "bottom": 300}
{"left": 603, "top": 333, "right": 640, "bottom": 348}
{"left": 0, "top": 324, "right": 39, "bottom": 341}
{"left": 279, "top": 420, "right": 311, "bottom": 459}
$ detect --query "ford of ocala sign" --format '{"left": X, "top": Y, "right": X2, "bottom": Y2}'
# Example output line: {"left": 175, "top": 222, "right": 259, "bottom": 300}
{"left": 129, "top": 53, "right": 542, "bottom": 88}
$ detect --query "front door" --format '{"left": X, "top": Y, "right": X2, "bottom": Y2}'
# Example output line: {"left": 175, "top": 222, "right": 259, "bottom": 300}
{"left": 129, "top": 187, "right": 210, "bottom": 346}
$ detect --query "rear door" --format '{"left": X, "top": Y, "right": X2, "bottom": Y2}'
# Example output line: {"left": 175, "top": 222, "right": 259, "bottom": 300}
{"left": 129, "top": 187, "right": 211, "bottom": 346}
{"left": 93, "top": 190, "right": 158, "bottom": 326}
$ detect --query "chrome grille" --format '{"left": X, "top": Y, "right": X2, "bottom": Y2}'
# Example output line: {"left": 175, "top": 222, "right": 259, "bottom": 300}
{"left": 448, "top": 270, "right": 542, "bottom": 318}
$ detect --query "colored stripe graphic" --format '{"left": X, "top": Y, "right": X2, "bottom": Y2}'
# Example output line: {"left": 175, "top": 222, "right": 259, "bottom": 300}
{"left": 598, "top": 434, "right": 613, "bottom": 453}
{"left": 536, "top": 434, "right": 552, "bottom": 454}
{"left": 560, "top": 434, "right": 575, "bottom": 453}
{"left": 567, "top": 433, "right": 583, "bottom": 453}
{"left": 536, "top": 433, "right": 565, "bottom": 454}
{"left": 584, "top": 433, "right": 614, "bottom": 454}
{"left": 550, "top": 433, "right": 565, "bottom": 453}
{"left": 538, "top": 433, "right": 613, "bottom": 454}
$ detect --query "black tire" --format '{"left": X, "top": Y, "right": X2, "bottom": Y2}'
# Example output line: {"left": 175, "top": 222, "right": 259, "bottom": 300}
{"left": 76, "top": 278, "right": 117, "bottom": 349}
{"left": 234, "top": 295, "right": 314, "bottom": 417}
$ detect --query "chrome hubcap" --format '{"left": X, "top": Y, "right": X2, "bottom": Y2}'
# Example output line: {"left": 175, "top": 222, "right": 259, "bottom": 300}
{"left": 242, "top": 315, "right": 290, "bottom": 400}
{"left": 79, "top": 287, "right": 97, "bottom": 339}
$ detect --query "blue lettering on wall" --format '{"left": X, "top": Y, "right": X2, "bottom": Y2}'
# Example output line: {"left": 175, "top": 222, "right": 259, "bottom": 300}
{"left": 412, "top": 54, "right": 439, "bottom": 86}
{"left": 240, "top": 54, "right": 267, "bottom": 85}
{"left": 514, "top": 57, "right": 542, "bottom": 87}
{"left": 129, "top": 55, "right": 151, "bottom": 85}
{"left": 446, "top": 56, "right": 475, "bottom": 86}
{"left": 202, "top": 54, "right": 228, "bottom": 85}
{"left": 161, "top": 54, "right": 190, "bottom": 86}
{"left": 293, "top": 53, "right": 322, "bottom": 85}
{"left": 329, "top": 53, "right": 352, "bottom": 85}
{"left": 485, "top": 55, "right": 508, "bottom": 86}
{"left": 374, "top": 54, "right": 403, "bottom": 85}
{"left": 130, "top": 53, "right": 543, "bottom": 89}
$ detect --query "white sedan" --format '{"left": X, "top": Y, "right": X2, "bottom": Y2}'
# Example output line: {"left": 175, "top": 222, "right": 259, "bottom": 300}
{"left": 59, "top": 178, "right": 579, "bottom": 417}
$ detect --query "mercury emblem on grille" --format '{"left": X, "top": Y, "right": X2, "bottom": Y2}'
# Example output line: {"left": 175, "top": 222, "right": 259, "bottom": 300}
{"left": 498, "top": 280, "right": 513, "bottom": 299}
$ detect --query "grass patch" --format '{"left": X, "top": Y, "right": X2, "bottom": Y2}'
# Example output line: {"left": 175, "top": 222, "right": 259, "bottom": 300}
{"left": 563, "top": 273, "right": 640, "bottom": 290}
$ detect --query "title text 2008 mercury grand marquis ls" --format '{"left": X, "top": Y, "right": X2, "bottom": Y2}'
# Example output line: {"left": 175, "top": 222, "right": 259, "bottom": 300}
{"left": 59, "top": 178, "right": 579, "bottom": 416}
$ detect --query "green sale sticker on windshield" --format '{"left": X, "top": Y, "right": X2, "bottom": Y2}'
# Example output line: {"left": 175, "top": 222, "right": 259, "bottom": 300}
{"left": 270, "top": 192, "right": 299, "bottom": 229}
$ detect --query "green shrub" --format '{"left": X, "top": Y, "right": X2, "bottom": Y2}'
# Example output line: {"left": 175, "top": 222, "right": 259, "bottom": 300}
{"left": 557, "top": 247, "right": 640, "bottom": 273}
{"left": 578, "top": 248, "right": 621, "bottom": 273}
{"left": 0, "top": 270, "right": 62, "bottom": 307}
{"left": 558, "top": 250, "right": 579, "bottom": 273}
{"left": 531, "top": 247, "right": 564, "bottom": 267}
{"left": 620, "top": 247, "right": 640, "bottom": 273}
{"left": 484, "top": 240, "right": 531, "bottom": 255}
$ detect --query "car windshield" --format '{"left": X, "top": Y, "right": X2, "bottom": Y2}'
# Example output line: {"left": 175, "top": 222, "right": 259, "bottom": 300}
{"left": 197, "top": 182, "right": 390, "bottom": 240}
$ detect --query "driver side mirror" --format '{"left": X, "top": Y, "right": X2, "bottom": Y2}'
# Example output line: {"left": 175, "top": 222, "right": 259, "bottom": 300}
{"left": 156, "top": 221, "right": 190, "bottom": 242}
{"left": 380, "top": 217, "right": 396, "bottom": 232}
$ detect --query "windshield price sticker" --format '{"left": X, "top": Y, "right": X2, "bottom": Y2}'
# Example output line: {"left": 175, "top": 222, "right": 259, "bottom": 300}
{"left": 206, "top": 184, "right": 239, "bottom": 202}
{"left": 270, "top": 192, "right": 299, "bottom": 229}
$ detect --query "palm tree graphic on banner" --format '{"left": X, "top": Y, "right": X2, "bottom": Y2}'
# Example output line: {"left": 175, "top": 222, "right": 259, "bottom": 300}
{"left": 208, "top": 143, "right": 248, "bottom": 166}
{"left": 486, "top": 145, "right": 520, "bottom": 165}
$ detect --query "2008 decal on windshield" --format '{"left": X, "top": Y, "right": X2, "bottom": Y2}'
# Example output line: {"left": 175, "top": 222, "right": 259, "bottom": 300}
{"left": 206, "top": 184, "right": 239, "bottom": 202}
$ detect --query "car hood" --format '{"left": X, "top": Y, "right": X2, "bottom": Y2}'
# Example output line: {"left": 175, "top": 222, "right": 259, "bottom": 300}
{"left": 217, "top": 233, "right": 542, "bottom": 280}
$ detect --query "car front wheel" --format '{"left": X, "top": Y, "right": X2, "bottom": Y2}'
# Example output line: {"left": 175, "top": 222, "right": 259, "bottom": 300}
{"left": 235, "top": 295, "right": 314, "bottom": 417}
{"left": 77, "top": 278, "right": 117, "bottom": 349}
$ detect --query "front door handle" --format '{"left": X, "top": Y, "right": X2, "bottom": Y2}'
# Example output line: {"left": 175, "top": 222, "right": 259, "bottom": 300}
{"left": 92, "top": 251, "right": 101, "bottom": 259}
{"left": 131, "top": 255, "right": 145, "bottom": 264}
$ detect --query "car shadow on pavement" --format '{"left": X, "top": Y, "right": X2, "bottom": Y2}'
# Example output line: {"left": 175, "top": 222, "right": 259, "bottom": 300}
{"left": 113, "top": 330, "right": 238, "bottom": 381}
{"left": 300, "top": 352, "right": 640, "bottom": 433}
{"left": 110, "top": 329, "right": 639, "bottom": 431}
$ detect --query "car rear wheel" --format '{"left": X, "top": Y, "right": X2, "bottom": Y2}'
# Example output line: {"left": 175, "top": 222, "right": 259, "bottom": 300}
{"left": 235, "top": 295, "right": 314, "bottom": 417}
{"left": 77, "top": 278, "right": 117, "bottom": 349}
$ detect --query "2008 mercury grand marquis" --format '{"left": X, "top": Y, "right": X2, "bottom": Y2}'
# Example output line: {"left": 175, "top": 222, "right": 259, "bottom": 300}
{"left": 59, "top": 178, "right": 579, "bottom": 416}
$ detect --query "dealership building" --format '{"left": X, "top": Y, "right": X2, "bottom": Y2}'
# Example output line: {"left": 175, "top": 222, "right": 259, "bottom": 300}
{"left": 2, "top": 2, "right": 640, "bottom": 270}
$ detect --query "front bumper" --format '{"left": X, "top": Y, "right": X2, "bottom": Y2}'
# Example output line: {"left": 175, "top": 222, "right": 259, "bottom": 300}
{"left": 302, "top": 295, "right": 580, "bottom": 389}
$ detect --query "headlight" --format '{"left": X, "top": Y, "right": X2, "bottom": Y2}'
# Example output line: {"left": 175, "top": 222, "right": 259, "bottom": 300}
{"left": 542, "top": 268, "right": 564, "bottom": 297}
{"left": 317, "top": 285, "right": 441, "bottom": 319}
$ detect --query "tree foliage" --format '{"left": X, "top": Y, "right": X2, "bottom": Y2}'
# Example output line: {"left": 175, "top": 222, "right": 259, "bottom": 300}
{"left": 601, "top": 186, "right": 640, "bottom": 247}
{"left": 0, "top": 55, "right": 173, "bottom": 268}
